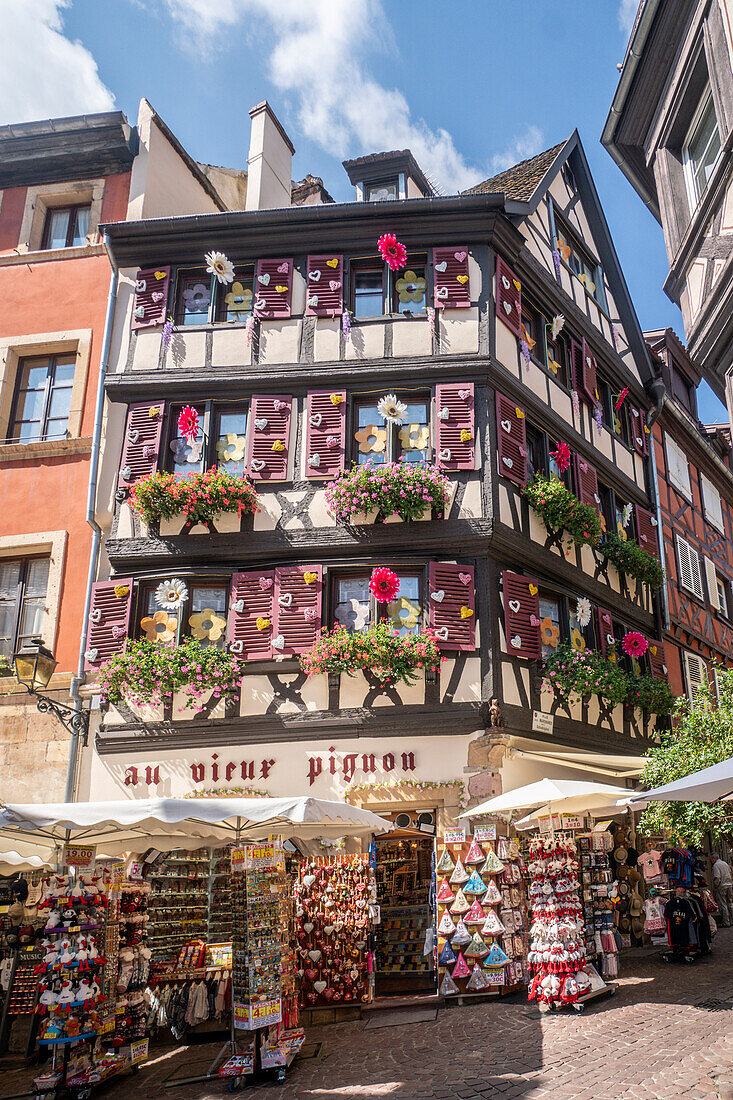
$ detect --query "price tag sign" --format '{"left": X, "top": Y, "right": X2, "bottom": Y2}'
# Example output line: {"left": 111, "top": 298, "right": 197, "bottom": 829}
{"left": 561, "top": 815, "right": 584, "bottom": 830}
{"left": 64, "top": 844, "right": 95, "bottom": 870}
{"left": 233, "top": 999, "right": 281, "bottom": 1030}
{"left": 109, "top": 866, "right": 124, "bottom": 895}
{"left": 129, "top": 1038, "right": 148, "bottom": 1065}
{"left": 127, "top": 859, "right": 143, "bottom": 880}
{"left": 219, "top": 1054, "right": 254, "bottom": 1077}
{"left": 232, "top": 843, "right": 278, "bottom": 871}
{"left": 443, "top": 829, "right": 465, "bottom": 844}
{"left": 538, "top": 814, "right": 562, "bottom": 834}
{"left": 474, "top": 825, "right": 497, "bottom": 842}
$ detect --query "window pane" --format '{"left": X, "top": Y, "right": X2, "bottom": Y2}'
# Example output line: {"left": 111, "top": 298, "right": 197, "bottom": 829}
{"left": 176, "top": 274, "right": 211, "bottom": 325}
{"left": 386, "top": 574, "right": 421, "bottom": 637}
{"left": 539, "top": 596, "right": 560, "bottom": 658}
{"left": 18, "top": 597, "right": 45, "bottom": 645}
{"left": 14, "top": 387, "right": 45, "bottom": 425}
{"left": 188, "top": 586, "right": 227, "bottom": 648}
{"left": 17, "top": 361, "right": 50, "bottom": 391}
{"left": 24, "top": 559, "right": 49, "bottom": 597}
{"left": 395, "top": 268, "right": 426, "bottom": 314}
{"left": 47, "top": 385, "right": 72, "bottom": 422}
{"left": 690, "top": 98, "right": 721, "bottom": 198}
{"left": 353, "top": 271, "right": 383, "bottom": 318}
{"left": 72, "top": 206, "right": 90, "bottom": 246}
{"left": 334, "top": 576, "right": 371, "bottom": 633}
{"left": 216, "top": 409, "right": 248, "bottom": 476}
{"left": 355, "top": 403, "right": 387, "bottom": 465}
{"left": 46, "top": 209, "right": 70, "bottom": 249}
{"left": 220, "top": 278, "right": 253, "bottom": 322}
{"left": 53, "top": 359, "right": 76, "bottom": 385}
{"left": 169, "top": 406, "right": 205, "bottom": 475}
{"left": 0, "top": 561, "right": 21, "bottom": 659}
{"left": 367, "top": 181, "right": 398, "bottom": 201}
{"left": 397, "top": 400, "right": 429, "bottom": 463}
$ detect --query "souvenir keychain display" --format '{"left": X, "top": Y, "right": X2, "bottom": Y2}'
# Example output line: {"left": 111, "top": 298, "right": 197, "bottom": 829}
{"left": 435, "top": 831, "right": 528, "bottom": 998}
{"left": 295, "top": 856, "right": 372, "bottom": 1007}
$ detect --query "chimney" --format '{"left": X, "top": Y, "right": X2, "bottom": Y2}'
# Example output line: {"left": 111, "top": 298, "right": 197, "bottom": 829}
{"left": 245, "top": 101, "right": 294, "bottom": 211}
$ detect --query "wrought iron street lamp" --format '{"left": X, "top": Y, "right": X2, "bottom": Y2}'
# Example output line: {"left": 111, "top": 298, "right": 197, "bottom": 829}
{"left": 12, "top": 639, "right": 90, "bottom": 744}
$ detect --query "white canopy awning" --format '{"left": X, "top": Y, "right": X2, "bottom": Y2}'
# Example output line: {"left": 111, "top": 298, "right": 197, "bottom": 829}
{"left": 459, "top": 778, "right": 636, "bottom": 820}
{"left": 0, "top": 850, "right": 52, "bottom": 875}
{"left": 629, "top": 756, "right": 733, "bottom": 805}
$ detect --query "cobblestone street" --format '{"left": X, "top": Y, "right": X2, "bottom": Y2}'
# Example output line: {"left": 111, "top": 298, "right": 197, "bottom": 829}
{"left": 3, "top": 930, "right": 733, "bottom": 1100}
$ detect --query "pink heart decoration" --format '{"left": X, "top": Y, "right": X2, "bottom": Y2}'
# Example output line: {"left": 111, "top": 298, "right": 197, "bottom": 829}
{"left": 322, "top": 988, "right": 335, "bottom": 1001}
{"left": 458, "top": 389, "right": 471, "bottom": 401}
{"left": 530, "top": 615, "right": 541, "bottom": 627}
{"left": 459, "top": 573, "right": 471, "bottom": 585}
{"left": 277, "top": 262, "right": 289, "bottom": 274}
{"left": 304, "top": 968, "right": 318, "bottom": 983}
{"left": 306, "top": 992, "right": 318, "bottom": 1004}
{"left": 454, "top": 251, "right": 467, "bottom": 263}
{"left": 111, "top": 625, "right": 125, "bottom": 640}
{"left": 259, "top": 577, "right": 273, "bottom": 590}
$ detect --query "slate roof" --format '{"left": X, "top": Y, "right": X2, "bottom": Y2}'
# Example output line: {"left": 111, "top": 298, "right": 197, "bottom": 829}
{"left": 463, "top": 141, "right": 566, "bottom": 201}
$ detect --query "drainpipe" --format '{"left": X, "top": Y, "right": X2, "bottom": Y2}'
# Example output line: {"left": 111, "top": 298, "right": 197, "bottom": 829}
{"left": 66, "top": 232, "right": 119, "bottom": 802}
{"left": 645, "top": 378, "right": 669, "bottom": 634}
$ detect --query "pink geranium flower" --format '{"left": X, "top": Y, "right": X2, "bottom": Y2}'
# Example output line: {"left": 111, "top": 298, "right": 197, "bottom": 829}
{"left": 622, "top": 631, "right": 648, "bottom": 658}
{"left": 369, "top": 567, "right": 400, "bottom": 603}
{"left": 177, "top": 405, "right": 200, "bottom": 444}
{"left": 377, "top": 233, "right": 407, "bottom": 271}
{"left": 550, "top": 440, "right": 571, "bottom": 474}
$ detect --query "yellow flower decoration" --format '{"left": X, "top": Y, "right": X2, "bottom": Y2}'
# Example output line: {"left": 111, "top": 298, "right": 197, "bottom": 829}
{"left": 387, "top": 597, "right": 421, "bottom": 630}
{"left": 224, "top": 281, "right": 252, "bottom": 316}
{"left": 216, "top": 433, "right": 246, "bottom": 463}
{"left": 398, "top": 423, "right": 430, "bottom": 451}
{"left": 395, "top": 270, "right": 426, "bottom": 304}
{"left": 570, "top": 627, "right": 586, "bottom": 653}
{"left": 540, "top": 618, "right": 559, "bottom": 648}
{"left": 188, "top": 608, "right": 227, "bottom": 642}
{"left": 354, "top": 425, "right": 387, "bottom": 454}
{"left": 140, "top": 610, "right": 178, "bottom": 645}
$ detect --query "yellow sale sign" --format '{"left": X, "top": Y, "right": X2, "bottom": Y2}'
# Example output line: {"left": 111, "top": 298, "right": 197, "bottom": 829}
{"left": 64, "top": 844, "right": 96, "bottom": 869}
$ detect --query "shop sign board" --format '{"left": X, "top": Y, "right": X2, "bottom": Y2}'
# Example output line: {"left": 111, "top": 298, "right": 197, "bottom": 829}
{"left": 109, "top": 865, "right": 124, "bottom": 895}
{"left": 444, "top": 828, "right": 465, "bottom": 843}
{"left": 561, "top": 815, "right": 584, "bottom": 830}
{"left": 537, "top": 814, "right": 562, "bottom": 834}
{"left": 233, "top": 999, "right": 281, "bottom": 1030}
{"left": 474, "top": 825, "right": 497, "bottom": 841}
{"left": 484, "top": 968, "right": 505, "bottom": 986}
{"left": 231, "top": 843, "right": 278, "bottom": 871}
{"left": 64, "top": 844, "right": 95, "bottom": 869}
{"left": 127, "top": 859, "right": 144, "bottom": 880}
{"left": 532, "top": 710, "right": 554, "bottom": 734}
{"left": 127, "top": 1039, "right": 149, "bottom": 1065}
{"left": 219, "top": 1054, "right": 254, "bottom": 1077}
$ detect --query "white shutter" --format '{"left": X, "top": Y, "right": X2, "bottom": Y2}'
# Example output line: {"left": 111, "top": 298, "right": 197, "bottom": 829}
{"left": 665, "top": 435, "right": 691, "bottom": 499}
{"left": 677, "top": 535, "right": 704, "bottom": 599}
{"left": 705, "top": 556, "right": 721, "bottom": 610}
{"left": 714, "top": 666, "right": 724, "bottom": 701}
{"left": 701, "top": 473, "right": 724, "bottom": 533}
{"left": 683, "top": 650, "right": 707, "bottom": 702}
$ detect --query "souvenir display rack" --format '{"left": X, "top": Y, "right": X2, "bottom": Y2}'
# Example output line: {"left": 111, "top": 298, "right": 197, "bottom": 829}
{"left": 577, "top": 834, "right": 619, "bottom": 979}
{"left": 147, "top": 852, "right": 210, "bottom": 957}
{"left": 374, "top": 835, "right": 434, "bottom": 994}
{"left": 436, "top": 831, "right": 528, "bottom": 1000}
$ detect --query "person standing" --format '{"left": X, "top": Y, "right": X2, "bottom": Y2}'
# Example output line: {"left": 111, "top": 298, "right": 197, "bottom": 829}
{"left": 711, "top": 853, "right": 733, "bottom": 927}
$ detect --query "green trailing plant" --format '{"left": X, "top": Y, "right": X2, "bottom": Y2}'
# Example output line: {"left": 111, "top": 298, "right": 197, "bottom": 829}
{"left": 626, "top": 673, "right": 676, "bottom": 717}
{"left": 325, "top": 462, "right": 451, "bottom": 523}
{"left": 128, "top": 467, "right": 259, "bottom": 527}
{"left": 300, "top": 622, "right": 442, "bottom": 685}
{"left": 97, "top": 638, "right": 243, "bottom": 711}
{"left": 639, "top": 669, "right": 733, "bottom": 845}
{"left": 598, "top": 533, "right": 664, "bottom": 589}
{"left": 543, "top": 645, "right": 628, "bottom": 706}
{"left": 521, "top": 474, "right": 601, "bottom": 549}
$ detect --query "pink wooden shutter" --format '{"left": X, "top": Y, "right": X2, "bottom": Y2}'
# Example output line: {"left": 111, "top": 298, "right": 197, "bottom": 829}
{"left": 228, "top": 570, "right": 275, "bottom": 660}
{"left": 246, "top": 395, "right": 292, "bottom": 481}
{"left": 496, "top": 392, "right": 527, "bottom": 486}
{"left": 630, "top": 406, "right": 648, "bottom": 456}
{"left": 572, "top": 454, "right": 600, "bottom": 512}
{"left": 634, "top": 504, "right": 660, "bottom": 560}
{"left": 594, "top": 607, "right": 615, "bottom": 658}
{"left": 432, "top": 247, "right": 471, "bottom": 309}
{"left": 84, "top": 578, "right": 133, "bottom": 671}
{"left": 254, "top": 258, "right": 293, "bottom": 318}
{"left": 582, "top": 344, "right": 599, "bottom": 406}
{"left": 647, "top": 638, "right": 667, "bottom": 678}
{"left": 118, "top": 401, "right": 165, "bottom": 489}
{"left": 435, "top": 382, "right": 474, "bottom": 471}
{"left": 305, "top": 255, "right": 343, "bottom": 316}
{"left": 305, "top": 390, "right": 346, "bottom": 479}
{"left": 428, "top": 563, "right": 475, "bottom": 652}
{"left": 502, "top": 571, "right": 540, "bottom": 659}
{"left": 570, "top": 339, "right": 584, "bottom": 396}
{"left": 495, "top": 256, "right": 521, "bottom": 337}
{"left": 131, "top": 267, "right": 170, "bottom": 330}
{"left": 273, "top": 565, "right": 323, "bottom": 655}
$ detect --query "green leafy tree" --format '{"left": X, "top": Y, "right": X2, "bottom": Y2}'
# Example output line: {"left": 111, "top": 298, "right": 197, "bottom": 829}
{"left": 639, "top": 668, "right": 733, "bottom": 845}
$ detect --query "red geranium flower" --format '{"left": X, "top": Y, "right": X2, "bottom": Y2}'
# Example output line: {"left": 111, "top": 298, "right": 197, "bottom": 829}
{"left": 622, "top": 631, "right": 648, "bottom": 658}
{"left": 550, "top": 441, "right": 571, "bottom": 474}
{"left": 369, "top": 567, "right": 400, "bottom": 604}
{"left": 377, "top": 234, "right": 408, "bottom": 272}
{"left": 614, "top": 387, "right": 629, "bottom": 412}
{"left": 178, "top": 405, "right": 200, "bottom": 444}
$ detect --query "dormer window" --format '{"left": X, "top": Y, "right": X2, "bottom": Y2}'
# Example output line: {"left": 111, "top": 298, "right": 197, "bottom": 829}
{"left": 366, "top": 180, "right": 399, "bottom": 202}
{"left": 343, "top": 150, "right": 434, "bottom": 202}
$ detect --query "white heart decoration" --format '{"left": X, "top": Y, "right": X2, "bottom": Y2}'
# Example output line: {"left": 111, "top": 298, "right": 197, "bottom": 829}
{"left": 329, "top": 280, "right": 341, "bottom": 292}
{"left": 231, "top": 599, "right": 244, "bottom": 613}
{"left": 89, "top": 609, "right": 101, "bottom": 624}
{"left": 631, "top": 408, "right": 639, "bottom": 417}
{"left": 278, "top": 593, "right": 293, "bottom": 607}
{"left": 606, "top": 634, "right": 615, "bottom": 645}
{"left": 128, "top": 429, "right": 140, "bottom": 444}
{"left": 255, "top": 418, "right": 268, "bottom": 430}
{"left": 309, "top": 453, "right": 321, "bottom": 467}
{"left": 430, "top": 590, "right": 445, "bottom": 603}
{"left": 314, "top": 980, "right": 327, "bottom": 994}
{"left": 435, "top": 261, "right": 447, "bottom": 273}
{"left": 436, "top": 286, "right": 448, "bottom": 299}
{"left": 502, "top": 456, "right": 514, "bottom": 468}
{"left": 258, "top": 272, "right": 271, "bottom": 285}
{"left": 438, "top": 448, "right": 451, "bottom": 462}
{"left": 501, "top": 419, "right": 511, "bottom": 433}
{"left": 254, "top": 297, "right": 267, "bottom": 311}
{"left": 324, "top": 925, "right": 333, "bottom": 935}
{"left": 503, "top": 300, "right": 513, "bottom": 315}
{"left": 650, "top": 517, "right": 658, "bottom": 527}
{"left": 510, "top": 635, "right": 522, "bottom": 648}
{"left": 458, "top": 389, "right": 470, "bottom": 400}
{"left": 454, "top": 251, "right": 467, "bottom": 263}
{"left": 308, "top": 270, "right": 321, "bottom": 281}
{"left": 308, "top": 950, "right": 322, "bottom": 962}
{"left": 509, "top": 600, "right": 521, "bottom": 613}
{"left": 438, "top": 407, "right": 450, "bottom": 420}
{"left": 230, "top": 641, "right": 243, "bottom": 653}
{"left": 434, "top": 627, "right": 449, "bottom": 641}
{"left": 635, "top": 437, "right": 643, "bottom": 448}
{"left": 272, "top": 635, "right": 285, "bottom": 650}
{"left": 309, "top": 413, "right": 322, "bottom": 427}
{"left": 308, "top": 295, "right": 319, "bottom": 307}
{"left": 502, "top": 275, "right": 511, "bottom": 290}
{"left": 251, "top": 458, "right": 266, "bottom": 471}
{"left": 302, "top": 875, "right": 316, "bottom": 887}
{"left": 594, "top": 494, "right": 601, "bottom": 504}
{"left": 303, "top": 922, "right": 314, "bottom": 934}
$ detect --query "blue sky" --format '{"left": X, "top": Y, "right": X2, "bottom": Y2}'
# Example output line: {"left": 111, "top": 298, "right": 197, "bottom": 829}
{"left": 4, "top": 0, "right": 726, "bottom": 421}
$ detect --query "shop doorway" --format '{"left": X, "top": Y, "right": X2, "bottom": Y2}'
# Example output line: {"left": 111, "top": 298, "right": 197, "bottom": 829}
{"left": 373, "top": 810, "right": 436, "bottom": 997}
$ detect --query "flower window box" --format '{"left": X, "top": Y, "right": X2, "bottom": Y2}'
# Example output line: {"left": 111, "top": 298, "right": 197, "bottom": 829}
{"left": 325, "top": 462, "right": 451, "bottom": 525}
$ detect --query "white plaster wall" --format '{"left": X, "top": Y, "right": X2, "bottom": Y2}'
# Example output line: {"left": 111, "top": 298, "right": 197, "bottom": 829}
{"left": 259, "top": 320, "right": 301, "bottom": 364}
{"left": 314, "top": 318, "right": 341, "bottom": 361}
{"left": 392, "top": 319, "right": 431, "bottom": 357}
{"left": 437, "top": 309, "right": 478, "bottom": 354}
{"left": 211, "top": 328, "right": 252, "bottom": 368}
{"left": 347, "top": 324, "right": 384, "bottom": 360}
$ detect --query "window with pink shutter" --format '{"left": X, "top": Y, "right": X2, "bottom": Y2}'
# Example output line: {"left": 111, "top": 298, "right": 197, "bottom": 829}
{"left": 228, "top": 570, "right": 275, "bottom": 660}
{"left": 245, "top": 395, "right": 292, "bottom": 481}
{"left": 432, "top": 247, "right": 471, "bottom": 309}
{"left": 254, "top": 258, "right": 293, "bottom": 318}
{"left": 495, "top": 256, "right": 521, "bottom": 337}
{"left": 502, "top": 571, "right": 540, "bottom": 659}
{"left": 572, "top": 454, "right": 600, "bottom": 512}
{"left": 274, "top": 566, "right": 322, "bottom": 655}
{"left": 305, "top": 391, "right": 346, "bottom": 479}
{"left": 131, "top": 267, "right": 170, "bottom": 330}
{"left": 435, "top": 382, "right": 474, "bottom": 471}
{"left": 306, "top": 255, "right": 343, "bottom": 316}
{"left": 634, "top": 504, "right": 660, "bottom": 560}
{"left": 118, "top": 402, "right": 165, "bottom": 489}
{"left": 570, "top": 338, "right": 584, "bottom": 397}
{"left": 428, "top": 563, "right": 475, "bottom": 651}
{"left": 594, "top": 607, "right": 615, "bottom": 658}
{"left": 496, "top": 393, "right": 527, "bottom": 485}
{"left": 630, "top": 406, "right": 648, "bottom": 456}
{"left": 647, "top": 638, "right": 667, "bottom": 678}
{"left": 581, "top": 344, "right": 599, "bottom": 406}
{"left": 85, "top": 578, "right": 133, "bottom": 670}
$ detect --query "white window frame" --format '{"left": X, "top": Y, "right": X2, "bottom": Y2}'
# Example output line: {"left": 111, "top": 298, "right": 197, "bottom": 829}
{"left": 665, "top": 434, "right": 692, "bottom": 500}
{"left": 677, "top": 533, "right": 704, "bottom": 599}
{"left": 700, "top": 472, "right": 725, "bottom": 533}
{"left": 683, "top": 649, "right": 707, "bottom": 702}
{"left": 718, "top": 577, "right": 729, "bottom": 619}
{"left": 683, "top": 88, "right": 722, "bottom": 212}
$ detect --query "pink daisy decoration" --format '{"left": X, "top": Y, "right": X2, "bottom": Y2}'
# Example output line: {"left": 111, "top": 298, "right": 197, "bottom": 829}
{"left": 369, "top": 567, "right": 400, "bottom": 604}
{"left": 622, "top": 631, "right": 648, "bottom": 659}
{"left": 550, "top": 441, "right": 571, "bottom": 474}
{"left": 377, "top": 233, "right": 407, "bottom": 271}
{"left": 177, "top": 405, "right": 200, "bottom": 444}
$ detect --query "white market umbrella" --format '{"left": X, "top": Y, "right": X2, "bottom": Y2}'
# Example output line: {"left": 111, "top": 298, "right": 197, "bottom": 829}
{"left": 629, "top": 756, "right": 733, "bottom": 805}
{"left": 0, "top": 850, "right": 52, "bottom": 875}
{"left": 0, "top": 796, "right": 393, "bottom": 857}
{"left": 459, "top": 778, "right": 635, "bottom": 821}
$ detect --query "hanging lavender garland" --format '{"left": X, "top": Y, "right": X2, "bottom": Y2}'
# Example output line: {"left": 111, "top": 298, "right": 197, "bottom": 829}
{"left": 611, "top": 323, "right": 620, "bottom": 349}
{"left": 161, "top": 316, "right": 174, "bottom": 354}
{"left": 520, "top": 338, "right": 531, "bottom": 370}
{"left": 342, "top": 309, "right": 352, "bottom": 340}
{"left": 571, "top": 389, "right": 580, "bottom": 418}
{"left": 552, "top": 249, "right": 562, "bottom": 279}
{"left": 593, "top": 405, "right": 603, "bottom": 435}
{"left": 244, "top": 315, "right": 256, "bottom": 344}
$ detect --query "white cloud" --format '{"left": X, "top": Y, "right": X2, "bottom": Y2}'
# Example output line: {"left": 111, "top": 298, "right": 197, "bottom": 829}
{"left": 618, "top": 0, "right": 639, "bottom": 34}
{"left": 488, "top": 126, "right": 545, "bottom": 175}
{"left": 163, "top": 0, "right": 543, "bottom": 194}
{"left": 0, "top": 0, "right": 115, "bottom": 126}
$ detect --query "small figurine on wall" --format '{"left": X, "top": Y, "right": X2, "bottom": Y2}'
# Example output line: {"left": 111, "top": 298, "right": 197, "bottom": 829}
{"left": 489, "top": 699, "right": 503, "bottom": 728}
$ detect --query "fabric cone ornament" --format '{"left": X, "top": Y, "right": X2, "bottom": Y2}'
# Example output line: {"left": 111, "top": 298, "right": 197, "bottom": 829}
{"left": 485, "top": 943, "right": 510, "bottom": 967}
{"left": 437, "top": 910, "right": 456, "bottom": 935}
{"left": 481, "top": 909, "right": 506, "bottom": 935}
{"left": 436, "top": 877, "right": 454, "bottom": 903}
{"left": 451, "top": 919, "right": 471, "bottom": 947}
{"left": 439, "top": 970, "right": 459, "bottom": 996}
{"left": 466, "top": 963, "right": 489, "bottom": 991}
{"left": 449, "top": 859, "right": 469, "bottom": 885}
{"left": 483, "top": 879, "right": 502, "bottom": 904}
{"left": 497, "top": 838, "right": 510, "bottom": 860}
{"left": 464, "top": 899, "right": 486, "bottom": 924}
{"left": 449, "top": 888, "right": 469, "bottom": 914}
{"left": 463, "top": 871, "right": 487, "bottom": 895}
{"left": 479, "top": 849, "right": 504, "bottom": 875}
{"left": 465, "top": 837, "right": 484, "bottom": 864}
{"left": 436, "top": 848, "right": 455, "bottom": 873}
{"left": 452, "top": 951, "right": 471, "bottom": 979}
{"left": 465, "top": 932, "right": 490, "bottom": 959}
{"left": 438, "top": 939, "right": 457, "bottom": 966}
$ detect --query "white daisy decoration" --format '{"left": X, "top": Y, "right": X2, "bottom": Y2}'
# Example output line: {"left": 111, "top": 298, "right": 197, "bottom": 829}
{"left": 377, "top": 393, "right": 408, "bottom": 425}
{"left": 155, "top": 578, "right": 189, "bottom": 611}
{"left": 551, "top": 314, "right": 565, "bottom": 340}
{"left": 575, "top": 597, "right": 592, "bottom": 628}
{"left": 205, "top": 250, "right": 235, "bottom": 285}
{"left": 622, "top": 503, "right": 632, "bottom": 528}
